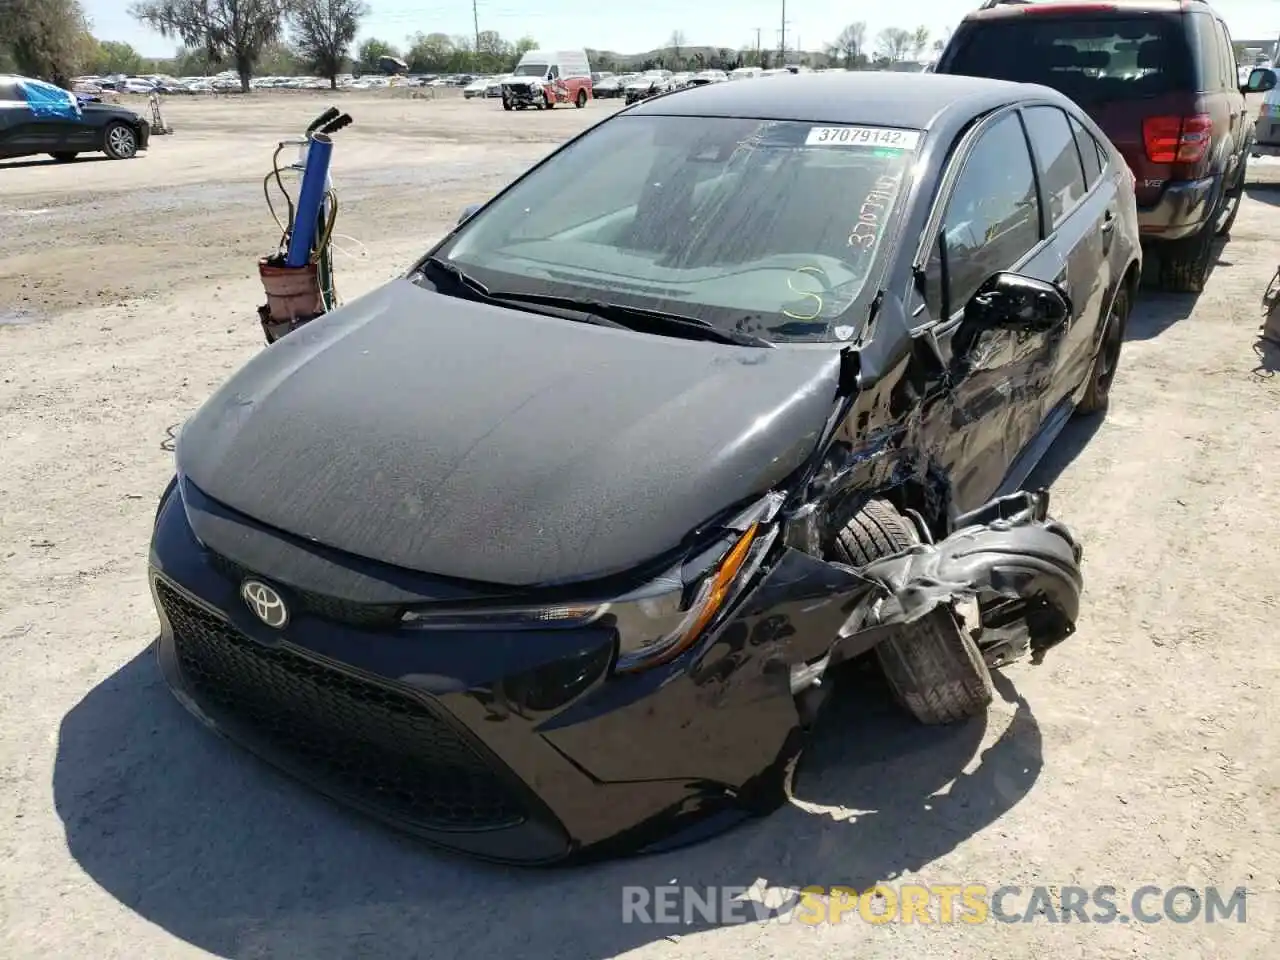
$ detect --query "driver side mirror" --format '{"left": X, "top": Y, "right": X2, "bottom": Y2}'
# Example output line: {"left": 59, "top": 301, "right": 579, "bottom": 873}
{"left": 964, "top": 272, "right": 1072, "bottom": 334}
{"left": 457, "top": 202, "right": 483, "bottom": 226}
{"left": 1244, "top": 67, "right": 1277, "bottom": 94}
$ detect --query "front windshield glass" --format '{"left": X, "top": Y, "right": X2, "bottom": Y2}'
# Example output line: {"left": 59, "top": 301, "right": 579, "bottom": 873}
{"left": 434, "top": 115, "right": 920, "bottom": 343}
{"left": 512, "top": 63, "right": 549, "bottom": 77}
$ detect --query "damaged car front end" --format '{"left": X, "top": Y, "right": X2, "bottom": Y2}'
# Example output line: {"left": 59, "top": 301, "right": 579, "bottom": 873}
{"left": 148, "top": 289, "right": 1082, "bottom": 864}
{"left": 147, "top": 78, "right": 1105, "bottom": 865}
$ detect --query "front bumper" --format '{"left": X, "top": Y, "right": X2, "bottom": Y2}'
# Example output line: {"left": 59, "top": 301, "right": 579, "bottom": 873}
{"left": 1137, "top": 174, "right": 1217, "bottom": 241}
{"left": 502, "top": 84, "right": 544, "bottom": 106}
{"left": 149, "top": 479, "right": 1083, "bottom": 864}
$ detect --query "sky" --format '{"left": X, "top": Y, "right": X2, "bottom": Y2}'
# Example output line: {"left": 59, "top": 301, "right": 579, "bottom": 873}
{"left": 85, "top": 0, "right": 1280, "bottom": 60}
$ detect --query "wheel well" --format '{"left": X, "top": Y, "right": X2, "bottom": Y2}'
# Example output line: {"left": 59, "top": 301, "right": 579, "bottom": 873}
{"left": 1122, "top": 257, "right": 1140, "bottom": 310}
{"left": 824, "top": 478, "right": 951, "bottom": 548}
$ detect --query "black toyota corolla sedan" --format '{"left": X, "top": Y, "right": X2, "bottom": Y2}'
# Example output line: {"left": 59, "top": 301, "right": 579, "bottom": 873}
{"left": 149, "top": 72, "right": 1131, "bottom": 864}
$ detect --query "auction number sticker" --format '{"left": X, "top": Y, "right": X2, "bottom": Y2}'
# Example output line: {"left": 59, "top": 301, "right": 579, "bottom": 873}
{"left": 805, "top": 126, "right": 921, "bottom": 149}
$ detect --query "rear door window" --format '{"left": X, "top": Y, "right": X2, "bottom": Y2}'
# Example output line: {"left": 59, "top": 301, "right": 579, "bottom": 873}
{"left": 1068, "top": 114, "right": 1103, "bottom": 185}
{"left": 0, "top": 80, "right": 23, "bottom": 102}
{"left": 1022, "top": 106, "right": 1089, "bottom": 227}
{"left": 942, "top": 16, "right": 1195, "bottom": 104}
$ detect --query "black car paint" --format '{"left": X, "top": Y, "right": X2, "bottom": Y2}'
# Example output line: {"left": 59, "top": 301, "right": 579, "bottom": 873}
{"left": 0, "top": 98, "right": 149, "bottom": 160}
{"left": 176, "top": 281, "right": 840, "bottom": 586}
{"left": 148, "top": 74, "right": 1123, "bottom": 863}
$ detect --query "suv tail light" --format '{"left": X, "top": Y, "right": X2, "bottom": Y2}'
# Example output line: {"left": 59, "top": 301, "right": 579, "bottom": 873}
{"left": 1142, "top": 114, "right": 1211, "bottom": 163}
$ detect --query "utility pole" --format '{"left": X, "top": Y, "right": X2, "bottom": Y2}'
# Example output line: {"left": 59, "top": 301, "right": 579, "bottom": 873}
{"left": 472, "top": 0, "right": 481, "bottom": 63}
{"left": 779, "top": 0, "right": 787, "bottom": 64}
{"left": 755, "top": 27, "right": 761, "bottom": 65}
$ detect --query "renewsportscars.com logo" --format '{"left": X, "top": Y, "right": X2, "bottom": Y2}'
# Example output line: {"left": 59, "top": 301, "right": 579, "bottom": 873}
{"left": 621, "top": 883, "right": 1250, "bottom": 926}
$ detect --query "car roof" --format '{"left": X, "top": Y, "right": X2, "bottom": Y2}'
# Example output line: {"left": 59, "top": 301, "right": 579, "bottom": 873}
{"left": 964, "top": 0, "right": 1199, "bottom": 20}
{"left": 626, "top": 71, "right": 1032, "bottom": 128}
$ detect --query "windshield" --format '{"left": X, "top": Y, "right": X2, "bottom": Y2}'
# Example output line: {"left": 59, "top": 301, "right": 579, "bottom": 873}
{"left": 945, "top": 16, "right": 1193, "bottom": 102}
{"left": 512, "top": 63, "right": 549, "bottom": 77}
{"left": 432, "top": 115, "right": 920, "bottom": 343}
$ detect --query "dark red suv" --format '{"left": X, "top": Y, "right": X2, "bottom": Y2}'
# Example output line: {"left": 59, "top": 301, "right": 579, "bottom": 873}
{"left": 935, "top": 0, "right": 1276, "bottom": 292}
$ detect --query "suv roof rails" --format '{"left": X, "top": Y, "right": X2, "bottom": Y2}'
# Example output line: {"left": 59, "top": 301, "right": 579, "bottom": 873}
{"left": 977, "top": 0, "right": 1032, "bottom": 8}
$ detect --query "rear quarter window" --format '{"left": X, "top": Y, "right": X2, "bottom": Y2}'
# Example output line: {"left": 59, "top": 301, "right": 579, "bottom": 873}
{"left": 942, "top": 17, "right": 1195, "bottom": 103}
{"left": 0, "top": 80, "right": 23, "bottom": 102}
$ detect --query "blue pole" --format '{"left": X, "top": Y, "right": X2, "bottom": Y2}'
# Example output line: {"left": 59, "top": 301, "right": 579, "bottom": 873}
{"left": 285, "top": 133, "right": 333, "bottom": 268}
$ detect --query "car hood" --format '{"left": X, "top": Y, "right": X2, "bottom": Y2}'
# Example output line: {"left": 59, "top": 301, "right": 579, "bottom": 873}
{"left": 82, "top": 102, "right": 144, "bottom": 123}
{"left": 177, "top": 279, "right": 842, "bottom": 587}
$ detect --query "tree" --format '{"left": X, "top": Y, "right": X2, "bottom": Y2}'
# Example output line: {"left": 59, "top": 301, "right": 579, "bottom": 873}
{"left": 171, "top": 45, "right": 216, "bottom": 75}
{"left": 290, "top": 0, "right": 365, "bottom": 89}
{"left": 910, "top": 26, "right": 930, "bottom": 61}
{"left": 876, "top": 26, "right": 912, "bottom": 62}
{"left": 129, "top": 0, "right": 288, "bottom": 92}
{"left": 356, "top": 37, "right": 399, "bottom": 70}
{"left": 90, "top": 39, "right": 146, "bottom": 75}
{"left": 405, "top": 31, "right": 454, "bottom": 73}
{"left": 474, "top": 29, "right": 510, "bottom": 72}
{"left": 0, "top": 0, "right": 94, "bottom": 86}
{"left": 829, "top": 21, "right": 866, "bottom": 69}
{"left": 668, "top": 30, "right": 685, "bottom": 69}
{"left": 513, "top": 35, "right": 537, "bottom": 60}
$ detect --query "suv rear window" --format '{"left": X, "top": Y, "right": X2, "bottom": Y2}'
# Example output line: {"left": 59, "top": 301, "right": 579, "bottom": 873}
{"left": 943, "top": 16, "right": 1195, "bottom": 103}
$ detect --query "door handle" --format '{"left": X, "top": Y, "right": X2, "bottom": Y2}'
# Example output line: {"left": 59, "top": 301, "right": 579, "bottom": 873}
{"left": 1101, "top": 209, "right": 1116, "bottom": 233}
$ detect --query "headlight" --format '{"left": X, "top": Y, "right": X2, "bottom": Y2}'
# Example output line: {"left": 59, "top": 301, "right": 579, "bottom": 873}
{"left": 401, "top": 493, "right": 784, "bottom": 673}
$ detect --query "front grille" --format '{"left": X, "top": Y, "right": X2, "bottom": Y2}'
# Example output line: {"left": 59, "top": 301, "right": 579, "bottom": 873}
{"left": 206, "top": 551, "right": 403, "bottom": 629}
{"left": 157, "top": 580, "right": 528, "bottom": 831}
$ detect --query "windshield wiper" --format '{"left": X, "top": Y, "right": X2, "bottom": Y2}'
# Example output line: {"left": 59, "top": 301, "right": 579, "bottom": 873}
{"left": 417, "top": 257, "right": 628, "bottom": 330}
{"left": 482, "top": 292, "right": 773, "bottom": 348}
{"left": 416, "top": 260, "right": 770, "bottom": 346}
{"left": 419, "top": 255, "right": 491, "bottom": 297}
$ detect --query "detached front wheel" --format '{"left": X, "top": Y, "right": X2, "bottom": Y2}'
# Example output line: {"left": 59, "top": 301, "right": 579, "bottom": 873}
{"left": 829, "top": 499, "right": 993, "bottom": 725}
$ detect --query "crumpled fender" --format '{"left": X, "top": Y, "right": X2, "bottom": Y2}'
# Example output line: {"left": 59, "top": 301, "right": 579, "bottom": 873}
{"left": 837, "top": 489, "right": 1083, "bottom": 662}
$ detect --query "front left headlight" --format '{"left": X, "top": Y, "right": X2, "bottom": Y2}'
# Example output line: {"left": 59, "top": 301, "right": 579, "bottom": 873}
{"left": 401, "top": 493, "right": 784, "bottom": 673}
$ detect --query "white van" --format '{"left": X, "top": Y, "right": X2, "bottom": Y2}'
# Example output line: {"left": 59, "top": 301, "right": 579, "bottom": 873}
{"left": 501, "top": 49, "right": 593, "bottom": 110}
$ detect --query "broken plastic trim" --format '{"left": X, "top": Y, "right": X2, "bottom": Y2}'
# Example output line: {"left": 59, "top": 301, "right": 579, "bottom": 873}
{"left": 836, "top": 489, "right": 1083, "bottom": 664}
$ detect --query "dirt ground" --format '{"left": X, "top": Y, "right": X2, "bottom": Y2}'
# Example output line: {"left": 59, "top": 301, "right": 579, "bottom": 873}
{"left": 2, "top": 90, "right": 1278, "bottom": 959}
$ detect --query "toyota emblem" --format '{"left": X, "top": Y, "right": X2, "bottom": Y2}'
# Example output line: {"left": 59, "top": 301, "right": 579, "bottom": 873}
{"left": 240, "top": 579, "right": 289, "bottom": 629}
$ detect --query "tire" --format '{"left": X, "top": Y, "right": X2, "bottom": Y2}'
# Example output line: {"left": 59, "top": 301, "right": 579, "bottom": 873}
{"left": 544, "top": 92, "right": 554, "bottom": 110}
{"left": 1076, "top": 283, "right": 1129, "bottom": 415}
{"left": 103, "top": 121, "right": 138, "bottom": 160}
{"left": 49, "top": 151, "right": 77, "bottom": 162}
{"left": 1154, "top": 218, "right": 1214, "bottom": 293}
{"left": 502, "top": 98, "right": 512, "bottom": 111}
{"left": 575, "top": 89, "right": 587, "bottom": 108}
{"left": 829, "top": 499, "right": 994, "bottom": 725}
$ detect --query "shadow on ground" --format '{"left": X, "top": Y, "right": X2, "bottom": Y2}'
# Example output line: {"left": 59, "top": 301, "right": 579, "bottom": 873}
{"left": 1244, "top": 181, "right": 1280, "bottom": 209}
{"left": 54, "top": 649, "right": 1041, "bottom": 959}
{"left": 0, "top": 155, "right": 112, "bottom": 171}
{"left": 1253, "top": 336, "right": 1280, "bottom": 377}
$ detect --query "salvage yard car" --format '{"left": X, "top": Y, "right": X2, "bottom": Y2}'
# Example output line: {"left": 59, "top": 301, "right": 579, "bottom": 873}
{"left": 625, "top": 69, "right": 674, "bottom": 103}
{"left": 0, "top": 74, "right": 149, "bottom": 162}
{"left": 501, "top": 49, "right": 592, "bottom": 110}
{"left": 936, "top": 0, "right": 1269, "bottom": 293}
{"left": 149, "top": 72, "right": 1105, "bottom": 865}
